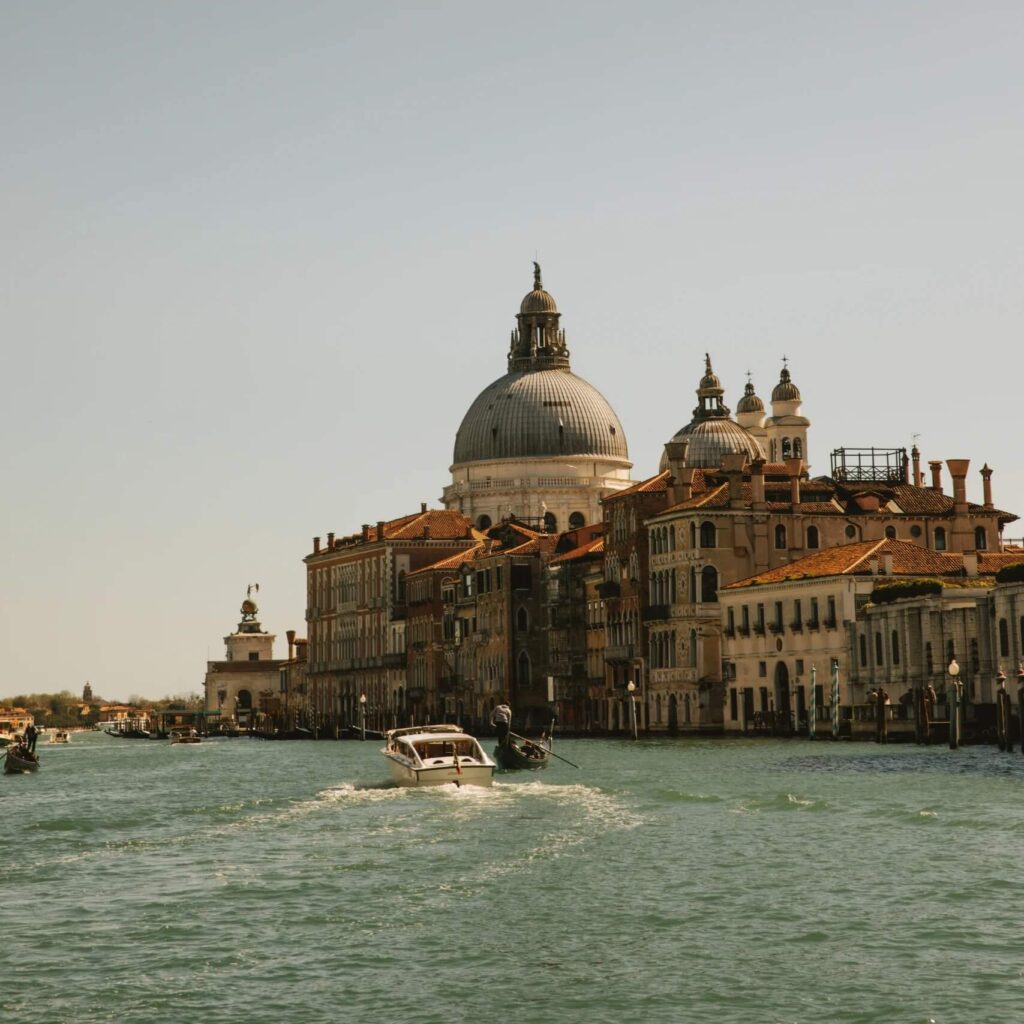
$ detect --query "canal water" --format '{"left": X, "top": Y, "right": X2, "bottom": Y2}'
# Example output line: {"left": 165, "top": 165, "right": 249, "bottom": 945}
{"left": 4, "top": 733, "right": 1023, "bottom": 1024}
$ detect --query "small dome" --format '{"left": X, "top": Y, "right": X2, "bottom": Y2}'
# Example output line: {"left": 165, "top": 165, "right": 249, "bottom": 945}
{"left": 241, "top": 598, "right": 258, "bottom": 616}
{"left": 699, "top": 353, "right": 721, "bottom": 392}
{"left": 520, "top": 288, "right": 558, "bottom": 315}
{"left": 668, "top": 418, "right": 766, "bottom": 469}
{"left": 772, "top": 366, "right": 801, "bottom": 402}
{"left": 737, "top": 379, "right": 764, "bottom": 414}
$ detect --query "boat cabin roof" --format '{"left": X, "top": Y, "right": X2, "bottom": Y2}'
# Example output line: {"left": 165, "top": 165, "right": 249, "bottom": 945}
{"left": 386, "top": 724, "right": 466, "bottom": 742}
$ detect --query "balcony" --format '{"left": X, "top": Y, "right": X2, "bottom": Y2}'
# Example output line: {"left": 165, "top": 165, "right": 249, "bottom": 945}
{"left": 789, "top": 621, "right": 803, "bottom": 633}
{"left": 824, "top": 617, "right": 838, "bottom": 630}
{"left": 605, "top": 644, "right": 635, "bottom": 663}
{"left": 642, "top": 604, "right": 670, "bottom": 622}
{"left": 753, "top": 624, "right": 766, "bottom": 636}
{"left": 807, "top": 620, "right": 820, "bottom": 632}
{"left": 722, "top": 627, "right": 735, "bottom": 638}
{"left": 737, "top": 626, "right": 750, "bottom": 637}
{"left": 769, "top": 622, "right": 784, "bottom": 635}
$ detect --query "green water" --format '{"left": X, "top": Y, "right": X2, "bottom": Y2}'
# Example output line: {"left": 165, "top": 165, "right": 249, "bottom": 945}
{"left": 5, "top": 733, "right": 1023, "bottom": 1024}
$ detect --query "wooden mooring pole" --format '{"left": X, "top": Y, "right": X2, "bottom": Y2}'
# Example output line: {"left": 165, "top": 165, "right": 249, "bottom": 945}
{"left": 995, "top": 671, "right": 1011, "bottom": 752}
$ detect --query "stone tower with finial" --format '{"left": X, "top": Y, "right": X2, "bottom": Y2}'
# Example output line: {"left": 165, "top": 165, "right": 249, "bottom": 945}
{"left": 223, "top": 584, "right": 275, "bottom": 663}
{"left": 763, "top": 357, "right": 811, "bottom": 466}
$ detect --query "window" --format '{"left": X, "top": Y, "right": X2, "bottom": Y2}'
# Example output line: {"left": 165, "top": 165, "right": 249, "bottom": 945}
{"left": 925, "top": 641, "right": 933, "bottom": 674}
{"left": 910, "top": 525, "right": 922, "bottom": 539}
{"left": 727, "top": 608, "right": 735, "bottom": 633}
{"left": 756, "top": 604, "right": 765, "bottom": 633}
{"left": 248, "top": 651, "right": 260, "bottom": 661}
{"left": 477, "top": 514, "right": 492, "bottom": 530}
{"left": 974, "top": 526, "right": 987, "bottom": 550}
{"left": 792, "top": 599, "right": 802, "bottom": 629}
{"left": 809, "top": 597, "right": 819, "bottom": 627}
{"left": 741, "top": 605, "right": 750, "bottom": 632}
{"left": 758, "top": 661, "right": 767, "bottom": 678}
{"left": 759, "top": 685, "right": 768, "bottom": 709}
{"left": 774, "top": 601, "right": 784, "bottom": 629}
{"left": 568, "top": 511, "right": 585, "bottom": 530}
{"left": 806, "top": 526, "right": 820, "bottom": 549}
{"left": 999, "top": 619, "right": 1009, "bottom": 657}
{"left": 700, "top": 521, "right": 717, "bottom": 548}
{"left": 891, "top": 630, "right": 900, "bottom": 665}
{"left": 796, "top": 658, "right": 805, "bottom": 675}
{"left": 701, "top": 565, "right": 718, "bottom": 602}
{"left": 859, "top": 634, "right": 867, "bottom": 667}
{"left": 885, "top": 526, "right": 896, "bottom": 539}
{"left": 934, "top": 526, "right": 947, "bottom": 551}
{"left": 729, "top": 688, "right": 738, "bottom": 721}
{"left": 782, "top": 437, "right": 792, "bottom": 459}
{"left": 794, "top": 438, "right": 803, "bottom": 459}
{"left": 516, "top": 651, "right": 531, "bottom": 688}
{"left": 690, "top": 522, "right": 697, "bottom": 548}
{"left": 970, "top": 638, "right": 980, "bottom": 674}
{"left": 774, "top": 524, "right": 787, "bottom": 549}
{"left": 544, "top": 511, "right": 557, "bottom": 533}
{"left": 845, "top": 524, "right": 857, "bottom": 540}
{"left": 516, "top": 607, "right": 529, "bottom": 631}
{"left": 874, "top": 632, "right": 883, "bottom": 664}
{"left": 689, "top": 630, "right": 698, "bottom": 668}
{"left": 826, "top": 596, "right": 837, "bottom": 626}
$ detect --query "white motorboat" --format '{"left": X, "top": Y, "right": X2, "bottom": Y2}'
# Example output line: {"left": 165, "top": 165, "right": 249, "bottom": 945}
{"left": 49, "top": 730, "right": 70, "bottom": 744}
{"left": 170, "top": 728, "right": 201, "bottom": 744}
{"left": 382, "top": 724, "right": 495, "bottom": 788}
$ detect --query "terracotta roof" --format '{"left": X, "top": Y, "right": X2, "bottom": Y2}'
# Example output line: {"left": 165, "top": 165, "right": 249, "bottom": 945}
{"left": 505, "top": 535, "right": 560, "bottom": 556}
{"left": 979, "top": 552, "right": 1024, "bottom": 572}
{"left": 407, "top": 543, "right": 487, "bottom": 577}
{"left": 329, "top": 508, "right": 474, "bottom": 548}
{"left": 550, "top": 536, "right": 604, "bottom": 564}
{"left": 726, "top": 539, "right": 976, "bottom": 589}
{"left": 602, "top": 470, "right": 670, "bottom": 502}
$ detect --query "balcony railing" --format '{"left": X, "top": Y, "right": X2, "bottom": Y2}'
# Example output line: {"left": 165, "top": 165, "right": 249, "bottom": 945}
{"left": 824, "top": 617, "right": 838, "bottom": 630}
{"left": 605, "top": 644, "right": 635, "bottom": 662}
{"left": 789, "top": 621, "right": 803, "bottom": 632}
{"left": 754, "top": 624, "right": 766, "bottom": 636}
{"left": 807, "top": 619, "right": 820, "bottom": 631}
{"left": 737, "top": 626, "right": 750, "bottom": 637}
{"left": 769, "top": 622, "right": 784, "bottom": 634}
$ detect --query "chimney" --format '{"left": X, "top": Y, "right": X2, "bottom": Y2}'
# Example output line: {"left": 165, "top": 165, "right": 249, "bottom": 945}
{"left": 313, "top": 536, "right": 321, "bottom": 554}
{"left": 722, "top": 452, "right": 747, "bottom": 508}
{"left": 327, "top": 531, "right": 334, "bottom": 549}
{"left": 785, "top": 458, "right": 803, "bottom": 505}
{"left": 421, "top": 502, "right": 427, "bottom": 513}
{"left": 963, "top": 551, "right": 978, "bottom": 578}
{"left": 286, "top": 629, "right": 296, "bottom": 659}
{"left": 911, "top": 445, "right": 923, "bottom": 488}
{"left": 981, "top": 464, "right": 993, "bottom": 509}
{"left": 750, "top": 459, "right": 766, "bottom": 509}
{"left": 900, "top": 448, "right": 910, "bottom": 484}
{"left": 946, "top": 459, "right": 970, "bottom": 513}
{"left": 883, "top": 552, "right": 894, "bottom": 576}
{"left": 664, "top": 440, "right": 692, "bottom": 504}
{"left": 423, "top": 525, "right": 431, "bottom": 540}
{"left": 928, "top": 461, "right": 943, "bottom": 492}
{"left": 377, "top": 520, "right": 385, "bottom": 543}
{"left": 361, "top": 524, "right": 370, "bottom": 542}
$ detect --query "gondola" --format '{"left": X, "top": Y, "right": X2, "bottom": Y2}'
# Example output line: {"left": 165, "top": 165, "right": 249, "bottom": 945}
{"left": 493, "top": 734, "right": 549, "bottom": 770}
{"left": 4, "top": 747, "right": 40, "bottom": 774}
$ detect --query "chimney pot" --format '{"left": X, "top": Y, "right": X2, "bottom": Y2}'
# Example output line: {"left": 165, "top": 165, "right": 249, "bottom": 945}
{"left": 928, "top": 461, "right": 943, "bottom": 492}
{"left": 313, "top": 536, "right": 321, "bottom": 554}
{"left": 362, "top": 524, "right": 370, "bottom": 542}
{"left": 327, "top": 532, "right": 334, "bottom": 548}
{"left": 981, "top": 464, "right": 994, "bottom": 509}
{"left": 377, "top": 520, "right": 385, "bottom": 542}
{"left": 911, "top": 445, "right": 923, "bottom": 488}
{"left": 421, "top": 502, "right": 427, "bottom": 513}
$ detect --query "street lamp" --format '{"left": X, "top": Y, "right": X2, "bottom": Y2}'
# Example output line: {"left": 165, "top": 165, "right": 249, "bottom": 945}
{"left": 626, "top": 681, "right": 638, "bottom": 741}
{"left": 359, "top": 693, "right": 367, "bottom": 741}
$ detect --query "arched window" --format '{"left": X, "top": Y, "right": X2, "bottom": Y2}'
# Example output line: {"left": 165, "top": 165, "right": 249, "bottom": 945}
{"left": 689, "top": 567, "right": 697, "bottom": 601}
{"left": 845, "top": 524, "right": 857, "bottom": 540}
{"left": 690, "top": 522, "right": 697, "bottom": 548}
{"left": 770, "top": 440, "right": 778, "bottom": 462}
{"left": 806, "top": 525, "right": 820, "bottom": 549}
{"left": 544, "top": 511, "right": 557, "bottom": 533}
{"left": 516, "top": 607, "right": 529, "bottom": 632}
{"left": 974, "top": 526, "right": 987, "bottom": 550}
{"left": 793, "top": 438, "right": 803, "bottom": 459}
{"left": 885, "top": 526, "right": 896, "bottom": 539}
{"left": 934, "top": 526, "right": 947, "bottom": 551}
{"left": 859, "top": 634, "right": 867, "bottom": 667}
{"left": 874, "top": 632, "right": 883, "bottom": 664}
{"left": 701, "top": 565, "right": 718, "bottom": 602}
{"left": 516, "top": 651, "right": 531, "bottom": 688}
{"left": 891, "top": 630, "right": 900, "bottom": 665}
{"left": 999, "top": 618, "right": 1009, "bottom": 657}
{"left": 477, "top": 514, "right": 492, "bottom": 530}
{"left": 669, "top": 526, "right": 676, "bottom": 551}
{"left": 774, "top": 524, "right": 787, "bottom": 550}
{"left": 700, "top": 521, "right": 716, "bottom": 548}
{"left": 568, "top": 511, "right": 585, "bottom": 530}
{"left": 782, "top": 437, "right": 792, "bottom": 459}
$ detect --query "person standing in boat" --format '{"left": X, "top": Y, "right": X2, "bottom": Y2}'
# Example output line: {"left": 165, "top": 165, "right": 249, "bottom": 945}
{"left": 25, "top": 723, "right": 38, "bottom": 753}
{"left": 491, "top": 700, "right": 512, "bottom": 745}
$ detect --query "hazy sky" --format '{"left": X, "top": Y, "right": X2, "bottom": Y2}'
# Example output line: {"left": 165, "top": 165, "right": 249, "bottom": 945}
{"left": 3, "top": 2, "right": 1023, "bottom": 701}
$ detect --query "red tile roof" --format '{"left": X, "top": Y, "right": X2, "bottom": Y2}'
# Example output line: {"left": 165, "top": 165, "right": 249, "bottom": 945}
{"left": 725, "top": 538, "right": 988, "bottom": 589}
{"left": 406, "top": 543, "right": 487, "bottom": 577}
{"left": 549, "top": 536, "right": 605, "bottom": 564}
{"left": 602, "top": 470, "right": 670, "bottom": 502}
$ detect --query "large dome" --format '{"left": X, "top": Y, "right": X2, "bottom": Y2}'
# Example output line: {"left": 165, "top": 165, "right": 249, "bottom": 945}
{"left": 453, "top": 368, "right": 629, "bottom": 464}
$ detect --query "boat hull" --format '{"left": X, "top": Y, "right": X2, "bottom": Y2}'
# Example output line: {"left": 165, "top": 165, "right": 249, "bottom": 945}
{"left": 4, "top": 750, "right": 40, "bottom": 774}
{"left": 493, "top": 739, "right": 549, "bottom": 770}
{"left": 384, "top": 755, "right": 493, "bottom": 788}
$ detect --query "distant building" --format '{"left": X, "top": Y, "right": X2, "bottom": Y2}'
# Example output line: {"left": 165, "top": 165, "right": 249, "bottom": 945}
{"left": 204, "top": 589, "right": 287, "bottom": 727}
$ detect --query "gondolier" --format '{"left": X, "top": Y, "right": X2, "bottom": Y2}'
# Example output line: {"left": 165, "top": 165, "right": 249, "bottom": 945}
{"left": 491, "top": 700, "right": 512, "bottom": 744}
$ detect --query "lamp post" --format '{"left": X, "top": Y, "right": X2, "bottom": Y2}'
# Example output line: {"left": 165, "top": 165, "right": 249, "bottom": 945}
{"left": 948, "top": 658, "right": 962, "bottom": 750}
{"left": 359, "top": 693, "right": 367, "bottom": 741}
{"left": 626, "top": 681, "right": 638, "bottom": 741}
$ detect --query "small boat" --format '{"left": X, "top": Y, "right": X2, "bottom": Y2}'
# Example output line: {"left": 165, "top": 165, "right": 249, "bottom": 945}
{"left": 382, "top": 724, "right": 495, "bottom": 788}
{"left": 49, "top": 730, "right": 70, "bottom": 744}
{"left": 4, "top": 747, "right": 40, "bottom": 774}
{"left": 170, "top": 728, "right": 202, "bottom": 744}
{"left": 493, "top": 734, "right": 550, "bottom": 770}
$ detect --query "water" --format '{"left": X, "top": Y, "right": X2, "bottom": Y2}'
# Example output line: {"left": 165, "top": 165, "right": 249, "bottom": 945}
{"left": 5, "top": 734, "right": 1023, "bottom": 1024}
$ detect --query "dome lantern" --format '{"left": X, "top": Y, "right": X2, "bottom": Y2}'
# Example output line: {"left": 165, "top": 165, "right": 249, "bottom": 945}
{"left": 509, "top": 262, "right": 570, "bottom": 371}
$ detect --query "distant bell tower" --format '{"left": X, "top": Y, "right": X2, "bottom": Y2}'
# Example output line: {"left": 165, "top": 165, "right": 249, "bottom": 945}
{"left": 83, "top": 681, "right": 93, "bottom": 702}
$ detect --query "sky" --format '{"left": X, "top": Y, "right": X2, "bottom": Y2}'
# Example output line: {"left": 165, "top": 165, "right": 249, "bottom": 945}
{"left": 3, "top": 1, "right": 1023, "bottom": 701}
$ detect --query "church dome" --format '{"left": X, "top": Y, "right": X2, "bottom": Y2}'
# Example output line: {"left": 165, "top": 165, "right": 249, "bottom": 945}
{"left": 772, "top": 366, "right": 801, "bottom": 402}
{"left": 520, "top": 287, "right": 558, "bottom": 315}
{"left": 453, "top": 369, "right": 628, "bottom": 464}
{"left": 736, "top": 378, "right": 764, "bottom": 414}
{"left": 669, "top": 417, "right": 766, "bottom": 468}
